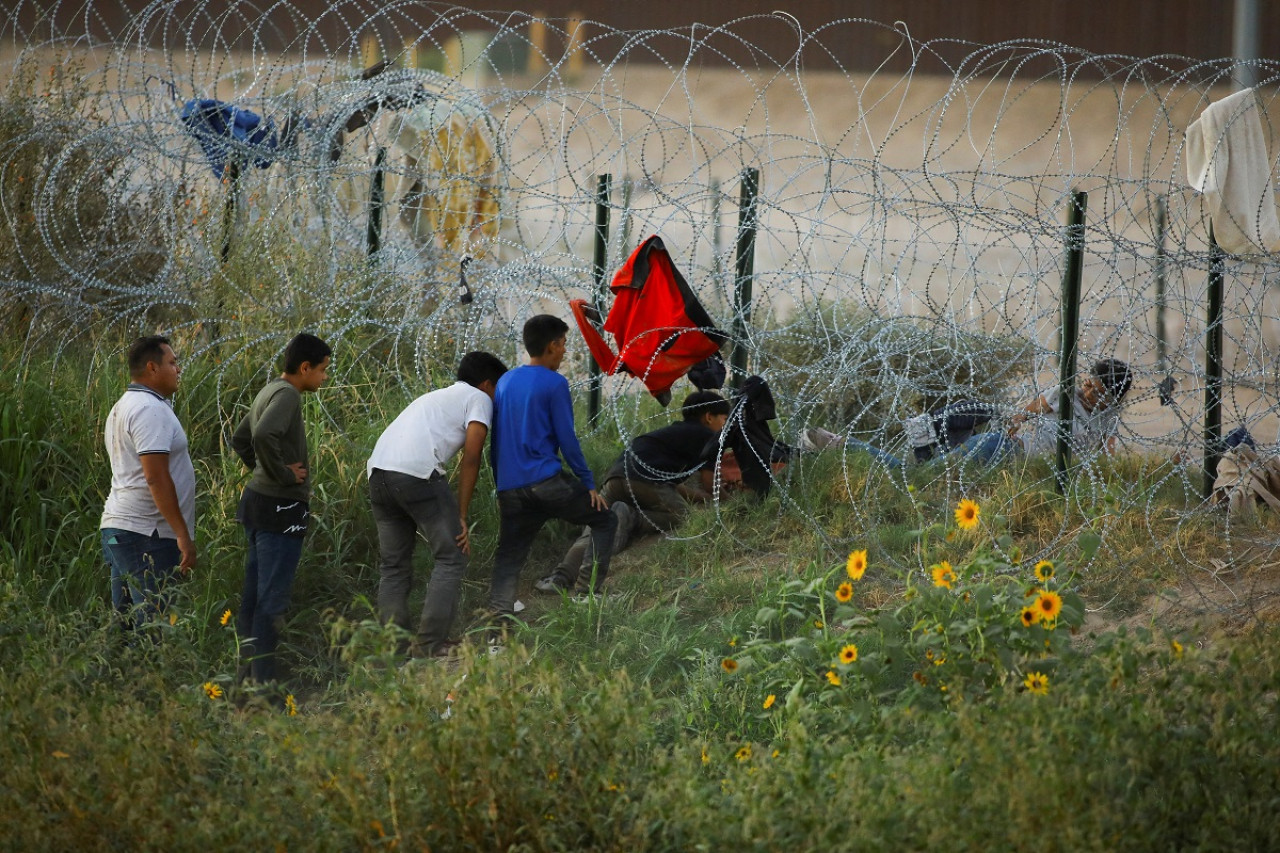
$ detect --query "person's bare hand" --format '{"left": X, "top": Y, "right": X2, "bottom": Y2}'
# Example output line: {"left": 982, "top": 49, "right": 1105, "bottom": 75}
{"left": 588, "top": 490, "right": 608, "bottom": 512}
{"left": 455, "top": 516, "right": 472, "bottom": 555}
{"left": 287, "top": 462, "right": 308, "bottom": 484}
{"left": 177, "top": 535, "right": 197, "bottom": 573}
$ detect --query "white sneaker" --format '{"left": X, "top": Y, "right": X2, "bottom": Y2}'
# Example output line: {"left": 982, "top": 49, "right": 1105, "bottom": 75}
{"left": 534, "top": 573, "right": 572, "bottom": 594}
{"left": 903, "top": 414, "right": 937, "bottom": 449}
{"left": 802, "top": 427, "right": 845, "bottom": 451}
{"left": 513, "top": 600, "right": 526, "bottom": 613}
{"left": 570, "top": 590, "right": 616, "bottom": 604}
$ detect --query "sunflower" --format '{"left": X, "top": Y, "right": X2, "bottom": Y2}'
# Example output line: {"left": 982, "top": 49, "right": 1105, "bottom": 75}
{"left": 735, "top": 745, "right": 752, "bottom": 762}
{"left": 285, "top": 693, "right": 298, "bottom": 717}
{"left": 1171, "top": 639, "right": 1184, "bottom": 659}
{"left": 930, "top": 561, "right": 956, "bottom": 590}
{"left": 835, "top": 582, "right": 853, "bottom": 603}
{"left": 1036, "top": 590, "right": 1063, "bottom": 621}
{"left": 846, "top": 549, "right": 868, "bottom": 581}
{"left": 1019, "top": 606, "right": 1041, "bottom": 628}
{"left": 202, "top": 682, "right": 223, "bottom": 700}
{"left": 825, "top": 670, "right": 842, "bottom": 686}
{"left": 954, "top": 499, "right": 980, "bottom": 530}
{"left": 219, "top": 609, "right": 232, "bottom": 627}
{"left": 763, "top": 694, "right": 776, "bottom": 710}
{"left": 1023, "top": 671, "right": 1050, "bottom": 695}
{"left": 721, "top": 658, "right": 738, "bottom": 674}
{"left": 839, "top": 644, "right": 859, "bottom": 665}
{"left": 1034, "top": 559, "right": 1055, "bottom": 582}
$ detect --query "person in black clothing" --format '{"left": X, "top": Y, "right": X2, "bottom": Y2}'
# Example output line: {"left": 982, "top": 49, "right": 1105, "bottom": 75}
{"left": 536, "top": 391, "right": 730, "bottom": 592}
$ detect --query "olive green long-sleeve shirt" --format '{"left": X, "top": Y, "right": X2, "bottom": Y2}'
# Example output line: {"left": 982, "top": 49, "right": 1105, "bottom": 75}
{"left": 230, "top": 378, "right": 310, "bottom": 502}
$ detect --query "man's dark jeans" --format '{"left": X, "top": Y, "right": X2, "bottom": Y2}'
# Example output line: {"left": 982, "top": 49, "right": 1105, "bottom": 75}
{"left": 238, "top": 526, "right": 304, "bottom": 683}
{"left": 491, "top": 471, "right": 617, "bottom": 614}
{"left": 101, "top": 527, "right": 182, "bottom": 630}
{"left": 369, "top": 467, "right": 467, "bottom": 656}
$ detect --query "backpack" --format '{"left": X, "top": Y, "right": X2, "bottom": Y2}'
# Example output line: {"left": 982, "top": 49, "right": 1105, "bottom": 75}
{"left": 1212, "top": 445, "right": 1280, "bottom": 514}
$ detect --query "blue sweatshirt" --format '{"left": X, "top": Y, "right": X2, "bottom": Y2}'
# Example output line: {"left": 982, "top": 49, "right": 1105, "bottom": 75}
{"left": 491, "top": 365, "right": 595, "bottom": 492}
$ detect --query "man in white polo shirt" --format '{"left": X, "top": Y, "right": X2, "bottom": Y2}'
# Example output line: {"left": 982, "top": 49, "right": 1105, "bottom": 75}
{"left": 367, "top": 351, "right": 507, "bottom": 657}
{"left": 100, "top": 335, "right": 196, "bottom": 630}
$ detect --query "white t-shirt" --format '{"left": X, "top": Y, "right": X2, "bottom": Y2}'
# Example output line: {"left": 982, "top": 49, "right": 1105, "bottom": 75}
{"left": 1019, "top": 389, "right": 1121, "bottom": 458}
{"left": 367, "top": 381, "right": 493, "bottom": 479}
{"left": 100, "top": 384, "right": 197, "bottom": 539}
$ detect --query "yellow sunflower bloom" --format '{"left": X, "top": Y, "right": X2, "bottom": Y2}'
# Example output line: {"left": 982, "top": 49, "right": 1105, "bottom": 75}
{"left": 721, "top": 658, "right": 738, "bottom": 674}
{"left": 846, "top": 549, "right": 868, "bottom": 581}
{"left": 202, "top": 682, "right": 223, "bottom": 700}
{"left": 1023, "top": 671, "right": 1050, "bottom": 695}
{"left": 835, "top": 582, "right": 853, "bottom": 603}
{"left": 1033, "top": 560, "right": 1055, "bottom": 582}
{"left": 763, "top": 694, "right": 776, "bottom": 709}
{"left": 839, "top": 644, "right": 858, "bottom": 664}
{"left": 930, "top": 561, "right": 956, "bottom": 590}
{"left": 825, "top": 670, "right": 842, "bottom": 686}
{"left": 219, "top": 609, "right": 232, "bottom": 627}
{"left": 1020, "top": 606, "right": 1041, "bottom": 628}
{"left": 954, "top": 499, "right": 980, "bottom": 530}
{"left": 1171, "top": 639, "right": 1184, "bottom": 659}
{"left": 1036, "top": 590, "right": 1063, "bottom": 621}
{"left": 285, "top": 694, "right": 298, "bottom": 717}
{"left": 735, "top": 745, "right": 752, "bottom": 762}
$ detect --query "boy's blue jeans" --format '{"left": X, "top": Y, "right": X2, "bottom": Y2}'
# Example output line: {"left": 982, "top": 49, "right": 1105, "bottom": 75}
{"left": 490, "top": 472, "right": 617, "bottom": 615}
{"left": 238, "top": 526, "right": 304, "bottom": 683}
{"left": 953, "top": 431, "right": 1018, "bottom": 465}
{"left": 101, "top": 527, "right": 182, "bottom": 628}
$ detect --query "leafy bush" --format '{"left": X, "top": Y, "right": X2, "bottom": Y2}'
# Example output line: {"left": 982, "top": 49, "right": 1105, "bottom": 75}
{"left": 759, "top": 300, "right": 1035, "bottom": 433}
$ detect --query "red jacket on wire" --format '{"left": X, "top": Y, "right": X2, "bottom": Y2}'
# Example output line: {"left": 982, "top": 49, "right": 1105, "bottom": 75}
{"left": 572, "top": 235, "right": 725, "bottom": 401}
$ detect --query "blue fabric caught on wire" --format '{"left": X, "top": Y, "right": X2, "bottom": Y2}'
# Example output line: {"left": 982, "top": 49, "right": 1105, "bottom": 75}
{"left": 180, "top": 99, "right": 281, "bottom": 177}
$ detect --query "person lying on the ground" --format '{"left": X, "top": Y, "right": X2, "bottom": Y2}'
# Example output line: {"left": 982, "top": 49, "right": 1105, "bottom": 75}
{"left": 536, "top": 390, "right": 730, "bottom": 594}
{"left": 947, "top": 358, "right": 1133, "bottom": 465}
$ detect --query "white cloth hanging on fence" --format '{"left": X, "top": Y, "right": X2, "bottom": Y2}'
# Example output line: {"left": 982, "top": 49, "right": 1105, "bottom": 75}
{"left": 1185, "top": 87, "right": 1280, "bottom": 256}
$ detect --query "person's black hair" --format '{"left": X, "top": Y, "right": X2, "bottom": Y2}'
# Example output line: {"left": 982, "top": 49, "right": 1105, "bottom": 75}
{"left": 522, "top": 314, "right": 569, "bottom": 357}
{"left": 456, "top": 351, "right": 508, "bottom": 387}
{"left": 681, "top": 390, "right": 730, "bottom": 421}
{"left": 127, "top": 335, "right": 171, "bottom": 377}
{"left": 1092, "top": 358, "right": 1132, "bottom": 403}
{"left": 283, "top": 333, "right": 332, "bottom": 374}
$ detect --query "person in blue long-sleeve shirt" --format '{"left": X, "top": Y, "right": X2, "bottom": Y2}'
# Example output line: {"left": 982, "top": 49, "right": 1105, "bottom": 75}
{"left": 489, "top": 315, "right": 617, "bottom": 616}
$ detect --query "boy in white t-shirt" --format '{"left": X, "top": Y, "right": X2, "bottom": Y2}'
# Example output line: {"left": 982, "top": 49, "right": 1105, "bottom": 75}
{"left": 100, "top": 335, "right": 197, "bottom": 630}
{"left": 367, "top": 351, "right": 508, "bottom": 657}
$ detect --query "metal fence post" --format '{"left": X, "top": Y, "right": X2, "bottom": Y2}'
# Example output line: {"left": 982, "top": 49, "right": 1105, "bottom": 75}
{"left": 1204, "top": 227, "right": 1225, "bottom": 498}
{"left": 219, "top": 160, "right": 241, "bottom": 263}
{"left": 1155, "top": 196, "right": 1168, "bottom": 371}
{"left": 731, "top": 167, "right": 759, "bottom": 385}
{"left": 1056, "top": 190, "right": 1087, "bottom": 494}
{"left": 366, "top": 146, "right": 386, "bottom": 257}
{"left": 588, "top": 173, "right": 612, "bottom": 421}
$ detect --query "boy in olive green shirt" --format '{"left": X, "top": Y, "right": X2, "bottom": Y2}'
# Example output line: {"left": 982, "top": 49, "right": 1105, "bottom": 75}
{"left": 230, "top": 333, "right": 331, "bottom": 685}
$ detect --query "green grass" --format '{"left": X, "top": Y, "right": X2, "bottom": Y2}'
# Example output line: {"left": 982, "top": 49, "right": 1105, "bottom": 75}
{"left": 1, "top": 336, "right": 1277, "bottom": 850}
